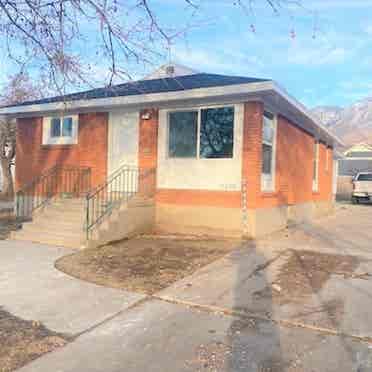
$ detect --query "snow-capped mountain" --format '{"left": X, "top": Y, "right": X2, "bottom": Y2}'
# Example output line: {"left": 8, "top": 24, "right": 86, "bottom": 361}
{"left": 311, "top": 99, "right": 372, "bottom": 146}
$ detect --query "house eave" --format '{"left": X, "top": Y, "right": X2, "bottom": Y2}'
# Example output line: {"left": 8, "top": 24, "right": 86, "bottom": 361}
{"left": 0, "top": 80, "right": 342, "bottom": 147}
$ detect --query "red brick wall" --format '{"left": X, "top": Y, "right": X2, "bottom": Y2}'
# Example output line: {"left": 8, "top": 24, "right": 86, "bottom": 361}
{"left": 242, "top": 102, "right": 334, "bottom": 210}
{"left": 156, "top": 189, "right": 241, "bottom": 208}
{"left": 16, "top": 113, "right": 108, "bottom": 191}
{"left": 138, "top": 109, "right": 158, "bottom": 196}
{"left": 314, "top": 143, "right": 334, "bottom": 202}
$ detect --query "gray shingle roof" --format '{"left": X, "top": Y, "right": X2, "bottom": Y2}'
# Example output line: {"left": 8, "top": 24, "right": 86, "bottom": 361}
{"left": 10, "top": 73, "right": 270, "bottom": 108}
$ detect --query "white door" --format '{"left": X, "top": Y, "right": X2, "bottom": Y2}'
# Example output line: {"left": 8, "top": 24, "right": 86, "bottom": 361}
{"left": 108, "top": 110, "right": 139, "bottom": 175}
{"left": 108, "top": 110, "right": 139, "bottom": 194}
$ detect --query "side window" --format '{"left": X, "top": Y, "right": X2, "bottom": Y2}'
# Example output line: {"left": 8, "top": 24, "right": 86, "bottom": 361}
{"left": 261, "top": 111, "right": 277, "bottom": 191}
{"left": 313, "top": 142, "right": 319, "bottom": 191}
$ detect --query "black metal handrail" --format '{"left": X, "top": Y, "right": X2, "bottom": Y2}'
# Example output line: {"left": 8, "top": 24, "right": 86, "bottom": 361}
{"left": 16, "top": 165, "right": 92, "bottom": 220}
{"left": 85, "top": 165, "right": 155, "bottom": 239}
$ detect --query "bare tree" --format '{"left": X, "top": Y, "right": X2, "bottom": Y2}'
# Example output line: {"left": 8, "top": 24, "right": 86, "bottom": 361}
{"left": 0, "top": 73, "right": 42, "bottom": 199}
{"left": 0, "top": 120, "right": 16, "bottom": 200}
{"left": 0, "top": 72, "right": 42, "bottom": 106}
{"left": 0, "top": 0, "right": 303, "bottom": 94}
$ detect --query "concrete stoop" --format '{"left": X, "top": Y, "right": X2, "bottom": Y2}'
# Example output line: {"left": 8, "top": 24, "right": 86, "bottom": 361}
{"left": 86, "top": 197, "right": 155, "bottom": 249}
{"left": 10, "top": 196, "right": 155, "bottom": 249}
{"left": 10, "top": 198, "right": 87, "bottom": 249}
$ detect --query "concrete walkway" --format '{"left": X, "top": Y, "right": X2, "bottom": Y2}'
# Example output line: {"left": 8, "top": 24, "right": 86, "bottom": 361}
{"left": 0, "top": 240, "right": 145, "bottom": 335}
{"left": 159, "top": 204, "right": 372, "bottom": 338}
{"left": 6, "top": 203, "right": 372, "bottom": 371}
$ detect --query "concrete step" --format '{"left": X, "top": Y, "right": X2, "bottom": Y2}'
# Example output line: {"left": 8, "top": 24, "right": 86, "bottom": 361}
{"left": 27, "top": 216, "right": 85, "bottom": 230}
{"left": 21, "top": 221, "right": 84, "bottom": 237}
{"left": 53, "top": 199, "right": 86, "bottom": 208}
{"left": 10, "top": 230, "right": 84, "bottom": 249}
{"left": 43, "top": 203, "right": 85, "bottom": 213}
{"left": 35, "top": 208, "right": 85, "bottom": 221}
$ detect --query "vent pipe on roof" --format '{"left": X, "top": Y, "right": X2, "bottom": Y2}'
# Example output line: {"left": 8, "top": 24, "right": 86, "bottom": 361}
{"left": 165, "top": 65, "right": 175, "bottom": 76}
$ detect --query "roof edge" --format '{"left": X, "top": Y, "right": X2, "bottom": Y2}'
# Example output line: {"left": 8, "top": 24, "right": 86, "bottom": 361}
{"left": 271, "top": 82, "right": 344, "bottom": 147}
{"left": 0, "top": 79, "right": 342, "bottom": 147}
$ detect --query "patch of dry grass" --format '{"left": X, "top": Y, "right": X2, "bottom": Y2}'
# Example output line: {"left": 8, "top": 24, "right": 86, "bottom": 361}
{"left": 0, "top": 308, "right": 71, "bottom": 372}
{"left": 56, "top": 237, "right": 239, "bottom": 294}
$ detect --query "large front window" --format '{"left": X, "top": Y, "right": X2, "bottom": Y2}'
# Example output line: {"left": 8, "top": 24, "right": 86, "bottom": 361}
{"left": 168, "top": 106, "right": 234, "bottom": 159}
{"left": 261, "top": 111, "right": 277, "bottom": 191}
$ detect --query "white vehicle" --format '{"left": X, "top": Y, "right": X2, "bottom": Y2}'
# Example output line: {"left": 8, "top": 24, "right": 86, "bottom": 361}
{"left": 352, "top": 172, "right": 372, "bottom": 204}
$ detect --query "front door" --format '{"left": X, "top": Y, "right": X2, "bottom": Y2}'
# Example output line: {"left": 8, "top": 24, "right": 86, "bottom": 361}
{"left": 108, "top": 110, "right": 139, "bottom": 175}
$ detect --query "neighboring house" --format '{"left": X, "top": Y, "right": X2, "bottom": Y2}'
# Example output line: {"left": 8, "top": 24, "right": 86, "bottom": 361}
{"left": 0, "top": 64, "right": 340, "bottom": 248}
{"left": 336, "top": 143, "right": 372, "bottom": 200}
{"left": 338, "top": 143, "right": 372, "bottom": 176}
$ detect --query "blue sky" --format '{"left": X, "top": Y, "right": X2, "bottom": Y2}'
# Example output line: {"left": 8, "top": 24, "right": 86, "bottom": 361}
{"left": 149, "top": 0, "right": 372, "bottom": 108}
{"left": 2, "top": 0, "right": 372, "bottom": 108}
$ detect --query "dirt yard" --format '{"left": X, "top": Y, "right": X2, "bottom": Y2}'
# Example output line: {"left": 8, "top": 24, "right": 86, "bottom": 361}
{"left": 0, "top": 218, "right": 19, "bottom": 240}
{"left": 254, "top": 249, "right": 364, "bottom": 306}
{"left": 0, "top": 308, "right": 71, "bottom": 372}
{"left": 56, "top": 237, "right": 239, "bottom": 294}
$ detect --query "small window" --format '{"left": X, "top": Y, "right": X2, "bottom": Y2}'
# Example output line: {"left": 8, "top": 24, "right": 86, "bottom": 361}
{"left": 168, "top": 111, "right": 198, "bottom": 158}
{"left": 50, "top": 116, "right": 74, "bottom": 138}
{"left": 43, "top": 115, "right": 78, "bottom": 145}
{"left": 313, "top": 142, "right": 319, "bottom": 191}
{"left": 200, "top": 107, "right": 234, "bottom": 158}
{"left": 261, "top": 111, "right": 276, "bottom": 191}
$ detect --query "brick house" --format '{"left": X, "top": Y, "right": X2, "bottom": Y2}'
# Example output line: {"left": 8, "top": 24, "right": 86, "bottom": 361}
{"left": 0, "top": 64, "right": 340, "bottom": 248}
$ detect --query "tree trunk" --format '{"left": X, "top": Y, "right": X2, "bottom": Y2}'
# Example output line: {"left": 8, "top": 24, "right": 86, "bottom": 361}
{"left": 0, "top": 157, "right": 14, "bottom": 200}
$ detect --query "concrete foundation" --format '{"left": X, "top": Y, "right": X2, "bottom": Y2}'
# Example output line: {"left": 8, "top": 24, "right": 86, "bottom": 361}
{"left": 246, "top": 205, "right": 288, "bottom": 238}
{"left": 88, "top": 198, "right": 155, "bottom": 248}
{"left": 155, "top": 204, "right": 243, "bottom": 238}
{"left": 155, "top": 200, "right": 334, "bottom": 239}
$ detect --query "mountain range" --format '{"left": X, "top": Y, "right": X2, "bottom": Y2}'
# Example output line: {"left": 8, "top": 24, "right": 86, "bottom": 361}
{"left": 311, "top": 98, "right": 372, "bottom": 147}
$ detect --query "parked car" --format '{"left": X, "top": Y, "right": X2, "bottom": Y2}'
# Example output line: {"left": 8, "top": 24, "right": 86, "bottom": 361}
{"left": 352, "top": 172, "right": 372, "bottom": 204}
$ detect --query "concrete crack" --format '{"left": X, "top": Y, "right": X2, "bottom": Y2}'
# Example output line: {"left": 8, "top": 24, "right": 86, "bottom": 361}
{"left": 153, "top": 294, "right": 372, "bottom": 345}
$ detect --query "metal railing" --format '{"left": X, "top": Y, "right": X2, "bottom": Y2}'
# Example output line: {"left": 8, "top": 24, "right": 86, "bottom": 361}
{"left": 85, "top": 165, "right": 155, "bottom": 240}
{"left": 16, "top": 166, "right": 92, "bottom": 220}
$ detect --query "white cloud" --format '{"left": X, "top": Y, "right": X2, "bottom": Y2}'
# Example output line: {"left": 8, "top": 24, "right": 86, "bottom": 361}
{"left": 173, "top": 46, "right": 266, "bottom": 76}
{"left": 287, "top": 44, "right": 346, "bottom": 66}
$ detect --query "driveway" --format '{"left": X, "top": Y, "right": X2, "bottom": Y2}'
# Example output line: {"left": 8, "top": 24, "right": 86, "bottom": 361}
{"left": 5, "top": 203, "right": 372, "bottom": 371}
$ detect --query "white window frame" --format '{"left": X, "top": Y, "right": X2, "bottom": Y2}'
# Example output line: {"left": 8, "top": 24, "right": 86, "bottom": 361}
{"left": 42, "top": 115, "right": 79, "bottom": 145}
{"left": 325, "top": 146, "right": 331, "bottom": 172}
{"left": 261, "top": 111, "right": 277, "bottom": 192}
{"left": 313, "top": 142, "right": 319, "bottom": 192}
{"left": 166, "top": 105, "right": 235, "bottom": 160}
